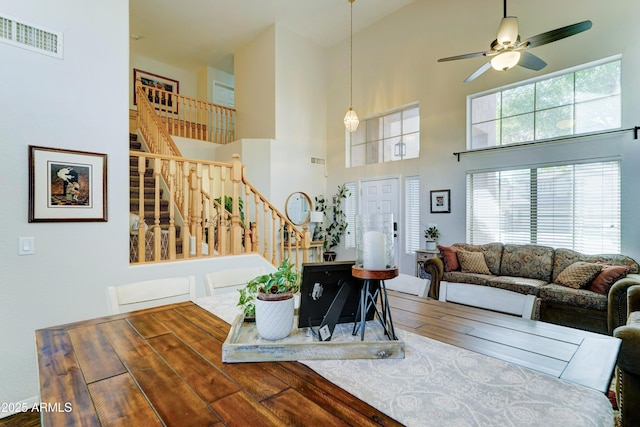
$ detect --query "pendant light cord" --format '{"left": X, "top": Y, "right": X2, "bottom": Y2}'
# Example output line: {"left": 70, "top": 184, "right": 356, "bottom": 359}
{"left": 349, "top": 0, "right": 354, "bottom": 109}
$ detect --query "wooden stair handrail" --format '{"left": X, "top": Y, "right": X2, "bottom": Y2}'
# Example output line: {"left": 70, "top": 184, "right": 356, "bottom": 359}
{"left": 136, "top": 80, "right": 236, "bottom": 144}
{"left": 238, "top": 161, "right": 311, "bottom": 266}
{"left": 132, "top": 87, "right": 310, "bottom": 269}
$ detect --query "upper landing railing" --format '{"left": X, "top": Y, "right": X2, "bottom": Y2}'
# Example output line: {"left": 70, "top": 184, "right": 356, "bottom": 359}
{"left": 136, "top": 80, "right": 235, "bottom": 144}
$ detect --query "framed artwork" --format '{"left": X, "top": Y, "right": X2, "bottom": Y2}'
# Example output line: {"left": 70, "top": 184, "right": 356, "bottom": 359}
{"left": 133, "top": 68, "right": 179, "bottom": 113}
{"left": 29, "top": 146, "right": 107, "bottom": 222}
{"left": 430, "top": 189, "right": 451, "bottom": 213}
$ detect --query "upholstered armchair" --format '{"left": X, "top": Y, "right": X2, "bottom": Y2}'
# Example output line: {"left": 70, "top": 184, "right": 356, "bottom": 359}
{"left": 612, "top": 284, "right": 640, "bottom": 426}
{"left": 609, "top": 275, "right": 640, "bottom": 333}
{"left": 420, "top": 257, "right": 444, "bottom": 299}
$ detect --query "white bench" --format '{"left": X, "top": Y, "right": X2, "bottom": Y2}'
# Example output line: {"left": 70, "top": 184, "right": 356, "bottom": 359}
{"left": 438, "top": 280, "right": 537, "bottom": 319}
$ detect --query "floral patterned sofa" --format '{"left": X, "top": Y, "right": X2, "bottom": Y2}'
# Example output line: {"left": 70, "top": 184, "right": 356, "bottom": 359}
{"left": 420, "top": 243, "right": 640, "bottom": 335}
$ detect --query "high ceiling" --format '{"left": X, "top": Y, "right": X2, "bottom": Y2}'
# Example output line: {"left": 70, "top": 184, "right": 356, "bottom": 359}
{"left": 130, "top": 0, "right": 415, "bottom": 74}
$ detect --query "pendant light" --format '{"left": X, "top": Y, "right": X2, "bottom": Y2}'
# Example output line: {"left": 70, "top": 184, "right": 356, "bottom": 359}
{"left": 344, "top": 0, "right": 359, "bottom": 132}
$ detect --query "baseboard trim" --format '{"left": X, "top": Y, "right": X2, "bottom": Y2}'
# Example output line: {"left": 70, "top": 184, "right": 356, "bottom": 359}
{"left": 0, "top": 395, "right": 39, "bottom": 419}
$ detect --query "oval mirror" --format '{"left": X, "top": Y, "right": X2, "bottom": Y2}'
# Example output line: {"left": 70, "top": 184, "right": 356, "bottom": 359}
{"left": 285, "top": 192, "right": 312, "bottom": 225}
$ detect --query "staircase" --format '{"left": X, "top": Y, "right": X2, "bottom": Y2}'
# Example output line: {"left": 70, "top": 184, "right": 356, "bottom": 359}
{"left": 129, "top": 133, "right": 182, "bottom": 261}
{"left": 130, "top": 81, "right": 312, "bottom": 268}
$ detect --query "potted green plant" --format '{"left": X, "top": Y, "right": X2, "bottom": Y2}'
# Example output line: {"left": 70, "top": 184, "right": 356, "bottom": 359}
{"left": 237, "top": 259, "right": 300, "bottom": 340}
{"left": 313, "top": 184, "right": 350, "bottom": 261}
{"left": 424, "top": 225, "right": 440, "bottom": 250}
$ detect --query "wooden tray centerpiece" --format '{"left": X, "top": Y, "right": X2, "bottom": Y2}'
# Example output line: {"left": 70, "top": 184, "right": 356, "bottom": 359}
{"left": 222, "top": 314, "right": 405, "bottom": 363}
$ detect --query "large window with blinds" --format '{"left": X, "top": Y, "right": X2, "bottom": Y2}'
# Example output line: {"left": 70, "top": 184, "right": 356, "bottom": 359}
{"left": 467, "top": 161, "right": 620, "bottom": 253}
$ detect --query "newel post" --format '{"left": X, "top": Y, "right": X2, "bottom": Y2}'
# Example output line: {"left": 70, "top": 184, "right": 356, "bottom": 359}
{"left": 302, "top": 224, "right": 311, "bottom": 264}
{"left": 230, "top": 154, "right": 243, "bottom": 254}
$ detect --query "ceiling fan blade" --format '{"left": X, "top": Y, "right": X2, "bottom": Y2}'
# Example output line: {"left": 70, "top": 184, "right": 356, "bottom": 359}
{"left": 518, "top": 51, "right": 547, "bottom": 71}
{"left": 464, "top": 62, "right": 492, "bottom": 83}
{"left": 522, "top": 20, "right": 592, "bottom": 49}
{"left": 438, "top": 51, "right": 487, "bottom": 62}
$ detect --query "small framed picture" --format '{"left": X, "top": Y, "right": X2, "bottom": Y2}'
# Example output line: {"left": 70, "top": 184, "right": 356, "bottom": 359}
{"left": 430, "top": 189, "right": 451, "bottom": 213}
{"left": 133, "top": 68, "right": 179, "bottom": 113}
{"left": 29, "top": 146, "right": 107, "bottom": 222}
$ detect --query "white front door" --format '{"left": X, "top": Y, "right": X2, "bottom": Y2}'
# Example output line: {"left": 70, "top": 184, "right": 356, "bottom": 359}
{"left": 360, "top": 177, "right": 403, "bottom": 272}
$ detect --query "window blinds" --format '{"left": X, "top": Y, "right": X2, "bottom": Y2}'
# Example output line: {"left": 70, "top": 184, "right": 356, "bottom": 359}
{"left": 344, "top": 182, "right": 357, "bottom": 249}
{"left": 467, "top": 161, "right": 620, "bottom": 253}
{"left": 405, "top": 176, "right": 420, "bottom": 254}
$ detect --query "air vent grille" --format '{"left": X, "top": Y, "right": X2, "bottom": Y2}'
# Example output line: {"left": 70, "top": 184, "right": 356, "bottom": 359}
{"left": 0, "top": 14, "right": 63, "bottom": 59}
{"left": 311, "top": 157, "right": 326, "bottom": 165}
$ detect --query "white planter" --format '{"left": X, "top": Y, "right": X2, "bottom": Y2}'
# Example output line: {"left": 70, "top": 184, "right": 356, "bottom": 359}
{"left": 255, "top": 294, "right": 294, "bottom": 340}
{"left": 425, "top": 240, "right": 437, "bottom": 250}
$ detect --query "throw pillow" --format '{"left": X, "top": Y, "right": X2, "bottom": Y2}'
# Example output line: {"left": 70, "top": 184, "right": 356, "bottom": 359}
{"left": 588, "top": 265, "right": 631, "bottom": 295}
{"left": 555, "top": 262, "right": 603, "bottom": 289}
{"left": 457, "top": 250, "right": 491, "bottom": 275}
{"left": 438, "top": 245, "right": 460, "bottom": 271}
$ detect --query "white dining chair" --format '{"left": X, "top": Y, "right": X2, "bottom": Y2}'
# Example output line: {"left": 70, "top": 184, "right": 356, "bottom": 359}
{"left": 107, "top": 275, "right": 196, "bottom": 314}
{"left": 205, "top": 267, "right": 268, "bottom": 296}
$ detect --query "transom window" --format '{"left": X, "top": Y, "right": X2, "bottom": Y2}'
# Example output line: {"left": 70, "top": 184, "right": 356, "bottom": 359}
{"left": 469, "top": 58, "right": 621, "bottom": 149}
{"left": 349, "top": 104, "right": 419, "bottom": 167}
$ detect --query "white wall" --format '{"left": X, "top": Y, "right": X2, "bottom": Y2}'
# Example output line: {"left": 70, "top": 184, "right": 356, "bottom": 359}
{"left": 0, "top": 0, "right": 130, "bottom": 411}
{"left": 0, "top": 1, "right": 274, "bottom": 412}
{"left": 235, "top": 25, "right": 276, "bottom": 139}
{"left": 324, "top": 0, "right": 640, "bottom": 263}
{"left": 272, "top": 25, "right": 327, "bottom": 211}
{"left": 234, "top": 24, "right": 327, "bottom": 214}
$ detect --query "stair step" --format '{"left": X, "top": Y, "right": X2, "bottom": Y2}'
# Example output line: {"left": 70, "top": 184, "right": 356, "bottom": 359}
{"left": 130, "top": 199, "right": 169, "bottom": 210}
{"left": 129, "top": 176, "right": 156, "bottom": 187}
{"left": 128, "top": 133, "right": 189, "bottom": 257}
{"left": 130, "top": 187, "right": 164, "bottom": 198}
{"left": 129, "top": 156, "right": 150, "bottom": 167}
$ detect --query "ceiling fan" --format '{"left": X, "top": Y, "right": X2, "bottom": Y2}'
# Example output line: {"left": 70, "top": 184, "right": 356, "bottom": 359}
{"left": 438, "top": 0, "right": 592, "bottom": 82}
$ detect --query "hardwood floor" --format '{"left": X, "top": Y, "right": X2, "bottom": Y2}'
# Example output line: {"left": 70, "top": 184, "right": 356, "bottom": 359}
{"left": 8, "top": 291, "right": 619, "bottom": 426}
{"left": 0, "top": 411, "right": 39, "bottom": 427}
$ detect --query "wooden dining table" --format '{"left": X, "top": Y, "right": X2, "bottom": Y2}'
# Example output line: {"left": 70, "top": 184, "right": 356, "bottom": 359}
{"left": 36, "top": 290, "right": 620, "bottom": 426}
{"left": 35, "top": 300, "right": 402, "bottom": 427}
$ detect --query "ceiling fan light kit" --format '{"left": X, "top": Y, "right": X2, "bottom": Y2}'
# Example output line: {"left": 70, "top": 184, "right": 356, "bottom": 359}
{"left": 491, "top": 50, "right": 521, "bottom": 71}
{"left": 497, "top": 17, "right": 519, "bottom": 46}
{"left": 438, "top": 0, "right": 592, "bottom": 82}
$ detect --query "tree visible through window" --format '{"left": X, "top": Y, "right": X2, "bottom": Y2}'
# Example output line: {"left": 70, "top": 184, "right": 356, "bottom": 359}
{"left": 469, "top": 58, "right": 621, "bottom": 149}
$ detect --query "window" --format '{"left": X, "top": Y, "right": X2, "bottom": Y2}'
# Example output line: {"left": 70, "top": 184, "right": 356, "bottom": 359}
{"left": 344, "top": 182, "right": 357, "bottom": 249}
{"left": 467, "top": 161, "right": 620, "bottom": 253}
{"left": 349, "top": 104, "right": 419, "bottom": 167}
{"left": 469, "top": 58, "right": 621, "bottom": 149}
{"left": 404, "top": 176, "right": 420, "bottom": 254}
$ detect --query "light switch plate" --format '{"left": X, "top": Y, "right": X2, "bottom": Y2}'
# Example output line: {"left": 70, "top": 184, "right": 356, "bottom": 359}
{"left": 18, "top": 237, "right": 34, "bottom": 255}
